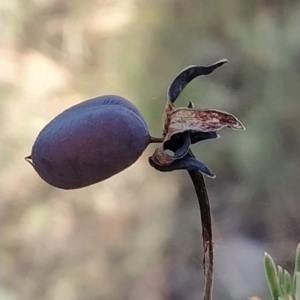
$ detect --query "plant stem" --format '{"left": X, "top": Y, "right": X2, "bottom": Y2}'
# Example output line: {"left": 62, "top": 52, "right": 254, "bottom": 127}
{"left": 149, "top": 136, "right": 164, "bottom": 143}
{"left": 188, "top": 165, "right": 213, "bottom": 300}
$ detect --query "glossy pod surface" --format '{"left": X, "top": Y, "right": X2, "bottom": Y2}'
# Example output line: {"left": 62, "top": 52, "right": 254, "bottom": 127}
{"left": 30, "top": 95, "right": 150, "bottom": 189}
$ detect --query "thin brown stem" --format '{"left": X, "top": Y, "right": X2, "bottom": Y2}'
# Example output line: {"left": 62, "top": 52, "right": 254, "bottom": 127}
{"left": 149, "top": 136, "right": 164, "bottom": 143}
{"left": 187, "top": 152, "right": 214, "bottom": 300}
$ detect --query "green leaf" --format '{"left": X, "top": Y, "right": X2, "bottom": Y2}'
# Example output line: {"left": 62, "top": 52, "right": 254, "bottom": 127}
{"left": 264, "top": 252, "right": 282, "bottom": 300}
{"left": 295, "top": 272, "right": 300, "bottom": 300}
{"left": 295, "top": 244, "right": 300, "bottom": 274}
{"left": 278, "top": 266, "right": 284, "bottom": 294}
{"left": 283, "top": 270, "right": 292, "bottom": 296}
{"left": 293, "top": 244, "right": 300, "bottom": 295}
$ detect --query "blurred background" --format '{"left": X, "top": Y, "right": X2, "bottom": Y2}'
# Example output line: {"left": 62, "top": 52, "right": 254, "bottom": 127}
{"left": 2, "top": 0, "right": 300, "bottom": 299}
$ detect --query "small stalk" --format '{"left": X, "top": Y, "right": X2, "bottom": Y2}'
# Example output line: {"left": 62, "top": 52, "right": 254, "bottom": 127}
{"left": 149, "top": 136, "right": 164, "bottom": 143}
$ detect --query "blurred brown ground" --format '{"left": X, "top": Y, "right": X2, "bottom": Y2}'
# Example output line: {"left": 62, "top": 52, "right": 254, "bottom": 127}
{"left": 1, "top": 1, "right": 300, "bottom": 299}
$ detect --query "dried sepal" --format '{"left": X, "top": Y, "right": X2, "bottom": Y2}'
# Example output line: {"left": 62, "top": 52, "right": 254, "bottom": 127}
{"left": 149, "top": 155, "right": 215, "bottom": 177}
{"left": 165, "top": 107, "right": 245, "bottom": 141}
{"left": 167, "top": 59, "right": 228, "bottom": 103}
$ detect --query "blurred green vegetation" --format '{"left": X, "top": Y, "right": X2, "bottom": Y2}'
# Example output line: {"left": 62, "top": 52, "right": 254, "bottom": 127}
{"left": 2, "top": 1, "right": 300, "bottom": 299}
{"left": 263, "top": 243, "right": 300, "bottom": 300}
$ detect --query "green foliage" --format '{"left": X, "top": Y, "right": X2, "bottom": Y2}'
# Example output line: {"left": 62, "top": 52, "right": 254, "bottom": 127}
{"left": 263, "top": 243, "right": 300, "bottom": 300}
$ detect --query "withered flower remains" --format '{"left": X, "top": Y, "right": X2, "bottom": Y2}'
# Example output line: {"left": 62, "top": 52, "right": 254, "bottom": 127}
{"left": 149, "top": 59, "right": 245, "bottom": 176}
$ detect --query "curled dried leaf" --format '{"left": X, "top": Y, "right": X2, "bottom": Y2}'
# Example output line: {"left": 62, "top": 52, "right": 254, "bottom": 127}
{"left": 167, "top": 59, "right": 228, "bottom": 103}
{"left": 166, "top": 108, "right": 245, "bottom": 140}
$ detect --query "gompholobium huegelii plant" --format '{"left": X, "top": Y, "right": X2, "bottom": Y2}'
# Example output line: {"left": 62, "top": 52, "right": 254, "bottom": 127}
{"left": 25, "top": 59, "right": 245, "bottom": 300}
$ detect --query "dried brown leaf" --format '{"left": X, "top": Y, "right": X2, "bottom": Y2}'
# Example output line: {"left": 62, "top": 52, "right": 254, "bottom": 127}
{"left": 165, "top": 108, "right": 245, "bottom": 140}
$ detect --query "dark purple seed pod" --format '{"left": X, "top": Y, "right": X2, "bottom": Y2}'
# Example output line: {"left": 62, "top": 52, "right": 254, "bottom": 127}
{"left": 26, "top": 95, "right": 150, "bottom": 189}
